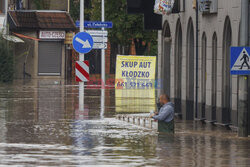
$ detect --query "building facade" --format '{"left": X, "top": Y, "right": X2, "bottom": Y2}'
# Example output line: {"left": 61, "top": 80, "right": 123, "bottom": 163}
{"left": 8, "top": 11, "right": 75, "bottom": 79}
{"left": 158, "top": 0, "right": 250, "bottom": 128}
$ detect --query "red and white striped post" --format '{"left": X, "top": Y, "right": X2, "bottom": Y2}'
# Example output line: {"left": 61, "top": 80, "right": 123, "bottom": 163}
{"left": 75, "top": 61, "right": 89, "bottom": 82}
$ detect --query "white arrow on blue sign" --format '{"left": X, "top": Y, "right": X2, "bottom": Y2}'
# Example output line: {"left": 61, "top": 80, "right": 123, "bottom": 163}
{"left": 76, "top": 21, "right": 113, "bottom": 28}
{"left": 72, "top": 32, "right": 94, "bottom": 54}
{"left": 231, "top": 47, "right": 250, "bottom": 75}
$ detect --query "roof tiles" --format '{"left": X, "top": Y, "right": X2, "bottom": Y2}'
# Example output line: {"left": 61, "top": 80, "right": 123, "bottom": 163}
{"left": 9, "top": 11, "right": 76, "bottom": 30}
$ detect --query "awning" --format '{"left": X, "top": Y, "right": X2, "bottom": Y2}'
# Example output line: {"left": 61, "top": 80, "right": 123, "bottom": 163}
{"left": 12, "top": 32, "right": 40, "bottom": 41}
{"left": 2, "top": 34, "right": 24, "bottom": 43}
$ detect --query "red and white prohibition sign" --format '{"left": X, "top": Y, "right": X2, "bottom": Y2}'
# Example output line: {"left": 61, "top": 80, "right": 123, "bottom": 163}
{"left": 75, "top": 61, "right": 89, "bottom": 82}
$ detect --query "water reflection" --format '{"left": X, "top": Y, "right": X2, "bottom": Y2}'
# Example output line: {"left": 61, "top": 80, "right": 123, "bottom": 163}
{"left": 37, "top": 80, "right": 65, "bottom": 122}
{"left": 115, "top": 88, "right": 156, "bottom": 113}
{"left": 0, "top": 79, "right": 249, "bottom": 166}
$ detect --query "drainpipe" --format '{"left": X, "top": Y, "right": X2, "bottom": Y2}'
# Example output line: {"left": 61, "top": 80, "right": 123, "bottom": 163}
{"left": 195, "top": 0, "right": 199, "bottom": 119}
{"left": 238, "top": 0, "right": 249, "bottom": 137}
{"left": 4, "top": 0, "right": 8, "bottom": 34}
{"left": 68, "top": 0, "right": 70, "bottom": 13}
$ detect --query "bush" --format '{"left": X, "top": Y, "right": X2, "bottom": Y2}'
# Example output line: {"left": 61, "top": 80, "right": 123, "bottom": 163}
{"left": 0, "top": 35, "right": 14, "bottom": 82}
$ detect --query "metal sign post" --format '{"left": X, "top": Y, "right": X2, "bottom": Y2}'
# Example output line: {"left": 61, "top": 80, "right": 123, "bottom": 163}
{"left": 75, "top": 0, "right": 109, "bottom": 90}
{"left": 101, "top": 0, "right": 105, "bottom": 88}
{"left": 79, "top": 0, "right": 85, "bottom": 111}
{"left": 73, "top": 0, "right": 93, "bottom": 112}
{"left": 4, "top": 0, "right": 8, "bottom": 34}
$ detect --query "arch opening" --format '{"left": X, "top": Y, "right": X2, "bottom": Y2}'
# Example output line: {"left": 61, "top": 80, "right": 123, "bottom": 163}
{"left": 186, "top": 18, "right": 195, "bottom": 120}
{"left": 161, "top": 21, "right": 172, "bottom": 96}
{"left": 201, "top": 32, "right": 207, "bottom": 119}
{"left": 174, "top": 19, "right": 182, "bottom": 114}
{"left": 222, "top": 16, "right": 232, "bottom": 124}
{"left": 211, "top": 32, "right": 217, "bottom": 121}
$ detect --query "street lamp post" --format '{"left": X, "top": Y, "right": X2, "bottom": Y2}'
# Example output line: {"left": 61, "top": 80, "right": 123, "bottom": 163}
{"left": 238, "top": 0, "right": 249, "bottom": 137}
{"left": 101, "top": 0, "right": 105, "bottom": 88}
{"left": 4, "top": 0, "right": 8, "bottom": 34}
{"left": 195, "top": 0, "right": 199, "bottom": 119}
{"left": 79, "top": 0, "right": 85, "bottom": 111}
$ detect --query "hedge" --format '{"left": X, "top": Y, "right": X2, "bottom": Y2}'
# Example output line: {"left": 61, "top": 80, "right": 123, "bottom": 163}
{"left": 0, "top": 35, "right": 14, "bottom": 82}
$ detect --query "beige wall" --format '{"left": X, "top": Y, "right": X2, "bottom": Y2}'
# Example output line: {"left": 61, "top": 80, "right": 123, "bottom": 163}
{"left": 14, "top": 31, "right": 66, "bottom": 79}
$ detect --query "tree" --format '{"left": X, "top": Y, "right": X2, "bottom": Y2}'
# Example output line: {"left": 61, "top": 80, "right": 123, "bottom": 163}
{"left": 90, "top": 0, "right": 157, "bottom": 55}
{"left": 70, "top": 0, "right": 92, "bottom": 21}
{"left": 33, "top": 0, "right": 50, "bottom": 9}
{"left": 0, "top": 36, "right": 14, "bottom": 82}
{"left": 70, "top": 0, "right": 157, "bottom": 55}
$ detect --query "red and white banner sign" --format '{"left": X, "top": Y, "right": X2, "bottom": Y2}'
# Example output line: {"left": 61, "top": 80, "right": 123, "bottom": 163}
{"left": 75, "top": 61, "right": 89, "bottom": 82}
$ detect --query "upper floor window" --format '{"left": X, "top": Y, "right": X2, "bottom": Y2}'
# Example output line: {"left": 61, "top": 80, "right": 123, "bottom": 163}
{"left": 0, "top": 0, "right": 5, "bottom": 14}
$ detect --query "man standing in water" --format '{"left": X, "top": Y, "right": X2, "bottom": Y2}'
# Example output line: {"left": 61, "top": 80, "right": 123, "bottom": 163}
{"left": 150, "top": 94, "right": 175, "bottom": 133}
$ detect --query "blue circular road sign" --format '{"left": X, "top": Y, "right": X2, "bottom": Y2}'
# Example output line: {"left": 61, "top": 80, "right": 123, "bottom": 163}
{"left": 72, "top": 32, "right": 94, "bottom": 54}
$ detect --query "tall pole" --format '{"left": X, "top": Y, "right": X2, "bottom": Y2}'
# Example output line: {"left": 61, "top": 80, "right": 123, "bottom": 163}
{"left": 4, "top": 0, "right": 8, "bottom": 34}
{"left": 195, "top": 0, "right": 199, "bottom": 119}
{"left": 67, "top": 0, "right": 70, "bottom": 13}
{"left": 100, "top": 88, "right": 105, "bottom": 119}
{"left": 238, "top": 0, "right": 249, "bottom": 137}
{"left": 101, "top": 0, "right": 105, "bottom": 88}
{"left": 79, "top": 0, "right": 84, "bottom": 111}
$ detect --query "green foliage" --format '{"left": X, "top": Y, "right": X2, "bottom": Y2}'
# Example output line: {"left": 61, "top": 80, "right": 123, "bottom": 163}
{"left": 70, "top": 0, "right": 80, "bottom": 21}
{"left": 0, "top": 36, "right": 14, "bottom": 83}
{"left": 33, "top": 0, "right": 50, "bottom": 10}
{"left": 91, "top": 0, "right": 157, "bottom": 54}
{"left": 70, "top": 0, "right": 92, "bottom": 21}
{"left": 144, "top": 37, "right": 158, "bottom": 56}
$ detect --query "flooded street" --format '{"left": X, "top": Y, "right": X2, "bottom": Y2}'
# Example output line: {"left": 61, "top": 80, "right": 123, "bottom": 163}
{"left": 0, "top": 80, "right": 250, "bottom": 167}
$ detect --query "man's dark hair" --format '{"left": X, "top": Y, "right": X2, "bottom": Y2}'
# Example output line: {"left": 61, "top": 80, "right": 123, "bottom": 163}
{"left": 162, "top": 94, "right": 170, "bottom": 101}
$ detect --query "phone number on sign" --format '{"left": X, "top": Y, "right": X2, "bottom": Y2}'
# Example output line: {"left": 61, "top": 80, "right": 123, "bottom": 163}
{"left": 116, "top": 81, "right": 153, "bottom": 89}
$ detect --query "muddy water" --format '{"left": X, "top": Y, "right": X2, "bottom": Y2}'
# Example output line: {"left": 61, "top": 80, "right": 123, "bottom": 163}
{"left": 0, "top": 80, "right": 249, "bottom": 167}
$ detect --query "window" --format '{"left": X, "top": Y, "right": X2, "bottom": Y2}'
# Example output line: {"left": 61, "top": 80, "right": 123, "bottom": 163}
{"left": 0, "top": 0, "right": 5, "bottom": 14}
{"left": 201, "top": 32, "right": 207, "bottom": 119}
{"left": 211, "top": 32, "right": 217, "bottom": 121}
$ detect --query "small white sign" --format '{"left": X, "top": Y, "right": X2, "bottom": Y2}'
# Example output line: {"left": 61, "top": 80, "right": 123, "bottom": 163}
{"left": 93, "top": 36, "right": 108, "bottom": 43}
{"left": 39, "top": 31, "right": 66, "bottom": 39}
{"left": 85, "top": 30, "right": 108, "bottom": 36}
{"left": 93, "top": 43, "right": 107, "bottom": 49}
{"left": 0, "top": 16, "right": 5, "bottom": 30}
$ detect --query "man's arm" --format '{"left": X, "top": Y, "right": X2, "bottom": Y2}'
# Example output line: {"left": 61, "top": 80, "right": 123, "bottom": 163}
{"left": 152, "top": 106, "right": 173, "bottom": 121}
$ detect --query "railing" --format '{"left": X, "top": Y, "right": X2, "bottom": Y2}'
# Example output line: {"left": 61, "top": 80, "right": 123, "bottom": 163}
{"left": 116, "top": 114, "right": 158, "bottom": 130}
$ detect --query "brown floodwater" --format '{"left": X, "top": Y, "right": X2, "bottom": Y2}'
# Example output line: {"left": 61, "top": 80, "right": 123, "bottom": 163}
{"left": 0, "top": 79, "right": 249, "bottom": 167}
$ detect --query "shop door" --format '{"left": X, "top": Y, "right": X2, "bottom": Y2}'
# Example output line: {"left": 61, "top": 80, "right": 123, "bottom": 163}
{"left": 38, "top": 41, "right": 62, "bottom": 76}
